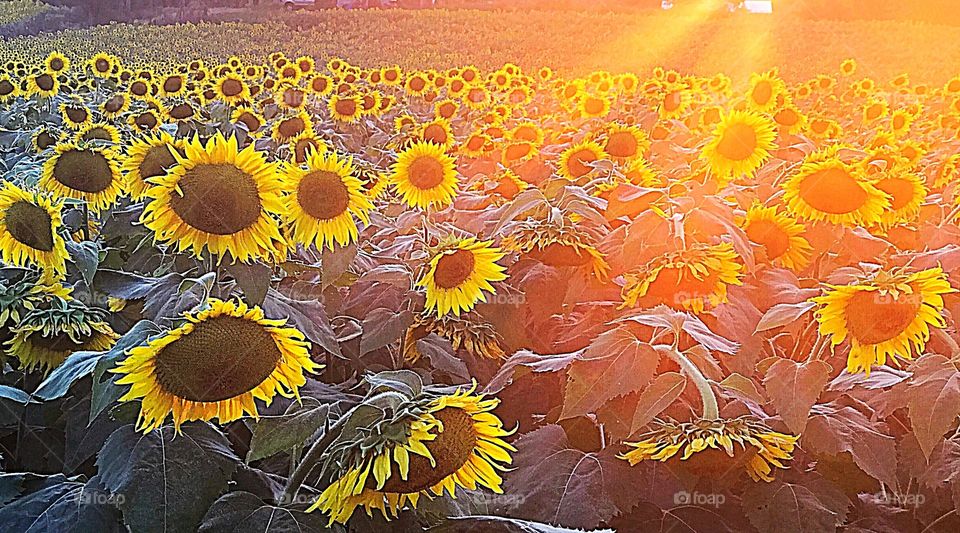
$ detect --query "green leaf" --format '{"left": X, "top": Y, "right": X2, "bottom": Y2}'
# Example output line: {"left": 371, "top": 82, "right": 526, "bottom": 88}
{"left": 629, "top": 371, "right": 686, "bottom": 436}
{"left": 262, "top": 288, "right": 341, "bottom": 357}
{"left": 227, "top": 261, "right": 272, "bottom": 306}
{"left": 89, "top": 320, "right": 162, "bottom": 424}
{"left": 0, "top": 384, "right": 34, "bottom": 404}
{"left": 365, "top": 369, "right": 423, "bottom": 398}
{"left": 246, "top": 398, "right": 329, "bottom": 463}
{"left": 359, "top": 308, "right": 413, "bottom": 355}
{"left": 198, "top": 491, "right": 332, "bottom": 533}
{"left": 434, "top": 516, "right": 615, "bottom": 533}
{"left": 66, "top": 240, "right": 100, "bottom": 288}
{"left": 762, "top": 358, "right": 832, "bottom": 434}
{"left": 320, "top": 242, "right": 357, "bottom": 288}
{"left": 743, "top": 478, "right": 850, "bottom": 533}
{"left": 97, "top": 423, "right": 240, "bottom": 533}
{"left": 0, "top": 477, "right": 124, "bottom": 533}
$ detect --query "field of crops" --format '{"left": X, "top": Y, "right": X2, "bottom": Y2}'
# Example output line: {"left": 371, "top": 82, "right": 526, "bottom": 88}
{"left": 3, "top": 5, "right": 960, "bottom": 533}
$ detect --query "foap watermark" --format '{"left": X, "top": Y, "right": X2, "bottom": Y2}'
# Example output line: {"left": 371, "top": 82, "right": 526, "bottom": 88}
{"left": 79, "top": 491, "right": 125, "bottom": 507}
{"left": 873, "top": 491, "right": 925, "bottom": 508}
{"left": 674, "top": 490, "right": 725, "bottom": 508}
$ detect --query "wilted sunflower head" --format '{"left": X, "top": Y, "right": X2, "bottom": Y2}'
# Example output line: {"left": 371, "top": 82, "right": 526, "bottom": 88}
{"left": 403, "top": 311, "right": 506, "bottom": 363}
{"left": 113, "top": 298, "right": 321, "bottom": 432}
{"left": 417, "top": 237, "right": 508, "bottom": 318}
{"left": 40, "top": 142, "right": 123, "bottom": 213}
{"left": 501, "top": 218, "right": 611, "bottom": 280}
{"left": 0, "top": 182, "right": 70, "bottom": 280}
{"left": 0, "top": 270, "right": 71, "bottom": 331}
{"left": 6, "top": 297, "right": 117, "bottom": 375}
{"left": 621, "top": 416, "right": 798, "bottom": 483}
{"left": 139, "top": 133, "right": 287, "bottom": 263}
{"left": 812, "top": 267, "right": 955, "bottom": 374}
{"left": 308, "top": 374, "right": 514, "bottom": 525}
{"left": 621, "top": 242, "right": 744, "bottom": 314}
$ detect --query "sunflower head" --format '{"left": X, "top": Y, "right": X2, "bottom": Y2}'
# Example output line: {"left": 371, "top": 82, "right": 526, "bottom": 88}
{"left": 700, "top": 109, "right": 777, "bottom": 180}
{"left": 281, "top": 150, "right": 373, "bottom": 251}
{"left": 121, "top": 132, "right": 184, "bottom": 200}
{"left": 41, "top": 142, "right": 123, "bottom": 213}
{"left": 812, "top": 267, "right": 955, "bottom": 374}
{"left": 0, "top": 182, "right": 70, "bottom": 280}
{"left": 621, "top": 417, "right": 798, "bottom": 482}
{"left": 390, "top": 141, "right": 459, "bottom": 211}
{"left": 6, "top": 297, "right": 117, "bottom": 374}
{"left": 403, "top": 311, "right": 507, "bottom": 363}
{"left": 113, "top": 298, "right": 321, "bottom": 432}
{"left": 502, "top": 218, "right": 611, "bottom": 280}
{"left": 140, "top": 133, "right": 288, "bottom": 263}
{"left": 741, "top": 204, "right": 812, "bottom": 271}
{"left": 417, "top": 238, "right": 508, "bottom": 318}
{"left": 308, "top": 376, "right": 514, "bottom": 525}
{"left": 621, "top": 242, "right": 744, "bottom": 314}
{"left": 558, "top": 139, "right": 607, "bottom": 181}
{"left": 783, "top": 154, "right": 890, "bottom": 226}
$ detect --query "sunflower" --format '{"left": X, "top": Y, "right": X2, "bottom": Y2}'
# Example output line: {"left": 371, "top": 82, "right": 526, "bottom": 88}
{"left": 307, "top": 385, "right": 514, "bottom": 525}
{"left": 461, "top": 132, "right": 491, "bottom": 158}
{"left": 88, "top": 53, "right": 116, "bottom": 77}
{"left": 500, "top": 140, "right": 539, "bottom": 166}
{"left": 44, "top": 52, "right": 70, "bottom": 75}
{"left": 76, "top": 122, "right": 121, "bottom": 145}
{"left": 0, "top": 74, "right": 20, "bottom": 103}
{"left": 868, "top": 170, "right": 926, "bottom": 228}
{"left": 31, "top": 129, "right": 58, "bottom": 153}
{"left": 603, "top": 123, "right": 649, "bottom": 161}
{"left": 658, "top": 85, "right": 692, "bottom": 120}
{"left": 578, "top": 93, "right": 610, "bottom": 118}
{"left": 812, "top": 268, "right": 954, "bottom": 374}
{"left": 121, "top": 132, "right": 184, "bottom": 200}
{"left": 281, "top": 150, "right": 373, "bottom": 251}
{"left": 41, "top": 143, "right": 123, "bottom": 213}
{"left": 419, "top": 118, "right": 454, "bottom": 149}
{"left": 390, "top": 141, "right": 459, "bottom": 210}
{"left": 747, "top": 70, "right": 786, "bottom": 113}
{"left": 288, "top": 131, "right": 327, "bottom": 164}
{"left": 231, "top": 106, "right": 264, "bottom": 137}
{"left": 621, "top": 242, "right": 744, "bottom": 314}
{"left": 418, "top": 238, "right": 507, "bottom": 318}
{"left": 113, "top": 298, "right": 320, "bottom": 433}
{"left": 741, "top": 204, "right": 812, "bottom": 271}
{"left": 0, "top": 182, "right": 70, "bottom": 279}
{"left": 557, "top": 140, "right": 607, "bottom": 181}
{"left": 621, "top": 417, "right": 798, "bottom": 483}
{"left": 140, "top": 133, "right": 287, "bottom": 263}
{"left": 783, "top": 156, "right": 889, "bottom": 226}
{"left": 6, "top": 299, "right": 117, "bottom": 375}
{"left": 59, "top": 102, "right": 91, "bottom": 130}
{"left": 700, "top": 109, "right": 776, "bottom": 180}
{"left": 403, "top": 311, "right": 506, "bottom": 363}
{"left": 26, "top": 72, "right": 60, "bottom": 98}
{"left": 213, "top": 72, "right": 250, "bottom": 105}
{"left": 501, "top": 219, "right": 610, "bottom": 280}
{"left": 328, "top": 94, "right": 363, "bottom": 123}
{"left": 272, "top": 111, "right": 312, "bottom": 143}
{"left": 101, "top": 93, "right": 130, "bottom": 119}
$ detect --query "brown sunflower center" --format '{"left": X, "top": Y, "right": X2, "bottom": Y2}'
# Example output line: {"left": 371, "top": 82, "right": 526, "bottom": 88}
{"left": 606, "top": 131, "right": 639, "bottom": 158}
{"left": 297, "top": 170, "right": 350, "bottom": 221}
{"left": 65, "top": 106, "right": 88, "bottom": 123}
{"left": 335, "top": 98, "right": 357, "bottom": 118}
{"left": 845, "top": 290, "right": 921, "bottom": 345}
{"left": 4, "top": 200, "right": 54, "bottom": 252}
{"left": 221, "top": 78, "right": 244, "bottom": 97}
{"left": 584, "top": 97, "right": 605, "bottom": 115}
{"left": 277, "top": 116, "right": 305, "bottom": 139}
{"left": 565, "top": 148, "right": 598, "bottom": 178}
{"left": 504, "top": 142, "right": 532, "bottom": 161}
{"left": 49, "top": 57, "right": 64, "bottom": 71}
{"left": 0, "top": 80, "right": 15, "bottom": 96}
{"left": 646, "top": 263, "right": 720, "bottom": 308}
{"left": 169, "top": 163, "right": 262, "bottom": 235}
{"left": 169, "top": 103, "right": 194, "bottom": 120}
{"left": 36, "top": 74, "right": 54, "bottom": 91}
{"left": 663, "top": 92, "right": 681, "bottom": 112}
{"left": 81, "top": 127, "right": 113, "bottom": 143}
{"left": 95, "top": 58, "right": 110, "bottom": 73}
{"left": 423, "top": 124, "right": 447, "bottom": 145}
{"left": 35, "top": 131, "right": 56, "bottom": 150}
{"left": 293, "top": 138, "right": 321, "bottom": 163}
{"left": 716, "top": 123, "right": 758, "bottom": 161}
{"left": 433, "top": 249, "right": 476, "bottom": 289}
{"left": 131, "top": 81, "right": 149, "bottom": 96}
{"left": 135, "top": 112, "right": 158, "bottom": 130}
{"left": 407, "top": 155, "right": 446, "bottom": 190}
{"left": 163, "top": 77, "right": 183, "bottom": 93}
{"left": 410, "top": 77, "right": 426, "bottom": 92}
{"left": 875, "top": 177, "right": 915, "bottom": 210}
{"left": 237, "top": 112, "right": 261, "bottom": 132}
{"left": 797, "top": 167, "right": 868, "bottom": 214}
{"left": 753, "top": 81, "right": 773, "bottom": 104}
{"left": 153, "top": 315, "right": 282, "bottom": 403}
{"left": 139, "top": 144, "right": 178, "bottom": 182}
{"left": 52, "top": 149, "right": 114, "bottom": 193}
{"left": 104, "top": 95, "right": 125, "bottom": 113}
{"left": 379, "top": 407, "right": 477, "bottom": 493}
{"left": 745, "top": 219, "right": 790, "bottom": 260}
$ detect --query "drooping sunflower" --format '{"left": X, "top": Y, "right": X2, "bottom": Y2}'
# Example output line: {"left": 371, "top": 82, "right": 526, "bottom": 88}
{"left": 281, "top": 150, "right": 373, "bottom": 251}
{"left": 812, "top": 268, "right": 954, "bottom": 374}
{"left": 872, "top": 171, "right": 926, "bottom": 228}
{"left": 121, "top": 132, "right": 184, "bottom": 200}
{"left": 31, "top": 129, "right": 59, "bottom": 153}
{"left": 231, "top": 106, "right": 264, "bottom": 137}
{"left": 6, "top": 299, "right": 117, "bottom": 375}
{"left": 501, "top": 218, "right": 610, "bottom": 280}
{"left": 621, "top": 417, "right": 798, "bottom": 483}
{"left": 621, "top": 242, "right": 744, "bottom": 314}
{"left": 113, "top": 298, "right": 320, "bottom": 432}
{"left": 783, "top": 156, "right": 889, "bottom": 226}
{"left": 307, "top": 384, "right": 514, "bottom": 524}
{"left": 140, "top": 133, "right": 287, "bottom": 263}
{"left": 26, "top": 72, "right": 60, "bottom": 99}
{"left": 418, "top": 238, "right": 507, "bottom": 318}
{"left": 557, "top": 140, "right": 607, "bottom": 181}
{"left": 0, "top": 182, "right": 70, "bottom": 279}
{"left": 700, "top": 109, "right": 777, "bottom": 180}
{"left": 40, "top": 143, "right": 123, "bottom": 213}
{"left": 740, "top": 204, "right": 812, "bottom": 271}
{"left": 76, "top": 122, "right": 121, "bottom": 145}
{"left": 403, "top": 311, "right": 506, "bottom": 363}
{"left": 272, "top": 111, "right": 312, "bottom": 143}
{"left": 390, "top": 141, "right": 459, "bottom": 210}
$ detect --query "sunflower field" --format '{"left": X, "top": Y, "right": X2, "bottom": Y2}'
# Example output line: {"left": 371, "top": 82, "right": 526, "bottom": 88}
{"left": 4, "top": 5, "right": 960, "bottom": 533}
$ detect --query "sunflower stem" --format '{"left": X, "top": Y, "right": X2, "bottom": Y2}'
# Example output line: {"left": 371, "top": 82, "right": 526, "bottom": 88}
{"left": 661, "top": 345, "right": 719, "bottom": 420}
{"left": 281, "top": 408, "right": 353, "bottom": 506}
